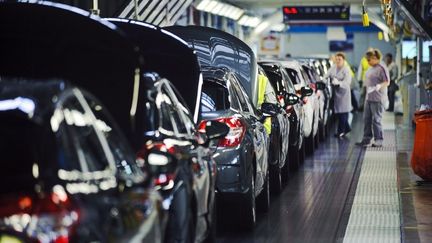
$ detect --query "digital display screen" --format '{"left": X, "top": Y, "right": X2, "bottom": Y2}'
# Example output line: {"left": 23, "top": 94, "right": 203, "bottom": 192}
{"left": 283, "top": 6, "right": 350, "bottom": 22}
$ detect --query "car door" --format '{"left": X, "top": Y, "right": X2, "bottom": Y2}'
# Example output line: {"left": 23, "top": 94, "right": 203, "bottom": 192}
{"left": 161, "top": 81, "right": 212, "bottom": 241}
{"left": 57, "top": 89, "right": 162, "bottom": 242}
{"left": 83, "top": 91, "right": 164, "bottom": 243}
{"left": 229, "top": 74, "right": 267, "bottom": 192}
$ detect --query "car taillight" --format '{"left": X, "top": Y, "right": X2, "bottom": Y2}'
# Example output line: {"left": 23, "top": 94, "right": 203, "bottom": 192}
{"left": 215, "top": 117, "right": 245, "bottom": 147}
{"left": 0, "top": 188, "right": 79, "bottom": 243}
{"left": 285, "top": 105, "right": 294, "bottom": 114}
{"left": 310, "top": 83, "right": 316, "bottom": 91}
{"left": 277, "top": 95, "right": 285, "bottom": 106}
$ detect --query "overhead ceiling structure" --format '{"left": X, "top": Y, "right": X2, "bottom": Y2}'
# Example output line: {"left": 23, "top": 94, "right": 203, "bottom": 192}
{"left": 225, "top": 0, "right": 380, "bottom": 9}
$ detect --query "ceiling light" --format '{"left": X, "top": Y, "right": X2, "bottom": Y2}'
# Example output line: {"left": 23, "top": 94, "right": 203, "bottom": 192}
{"left": 271, "top": 24, "right": 286, "bottom": 32}
{"left": 196, "top": 0, "right": 244, "bottom": 20}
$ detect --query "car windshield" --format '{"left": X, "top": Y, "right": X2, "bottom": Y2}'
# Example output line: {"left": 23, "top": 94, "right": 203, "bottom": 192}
{"left": 201, "top": 81, "right": 230, "bottom": 112}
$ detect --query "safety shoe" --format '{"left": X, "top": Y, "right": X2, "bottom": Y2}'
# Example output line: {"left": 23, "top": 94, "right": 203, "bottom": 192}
{"left": 355, "top": 141, "right": 370, "bottom": 147}
{"left": 372, "top": 140, "right": 383, "bottom": 147}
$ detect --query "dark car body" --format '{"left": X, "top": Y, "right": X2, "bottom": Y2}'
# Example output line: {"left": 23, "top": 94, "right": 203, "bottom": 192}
{"left": 164, "top": 26, "right": 259, "bottom": 106}
{"left": 257, "top": 66, "right": 291, "bottom": 188}
{"left": 106, "top": 19, "right": 224, "bottom": 243}
{"left": 0, "top": 79, "right": 164, "bottom": 243}
{"left": 199, "top": 67, "right": 270, "bottom": 228}
{"left": 259, "top": 62, "right": 306, "bottom": 169}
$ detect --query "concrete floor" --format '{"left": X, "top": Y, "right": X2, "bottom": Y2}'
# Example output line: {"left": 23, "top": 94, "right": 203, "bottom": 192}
{"left": 216, "top": 112, "right": 432, "bottom": 243}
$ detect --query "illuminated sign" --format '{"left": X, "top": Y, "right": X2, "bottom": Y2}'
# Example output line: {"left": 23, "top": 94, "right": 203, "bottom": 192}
{"left": 283, "top": 6, "right": 350, "bottom": 22}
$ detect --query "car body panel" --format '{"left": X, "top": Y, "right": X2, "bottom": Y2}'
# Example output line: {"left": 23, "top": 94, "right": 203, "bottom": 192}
{"left": 200, "top": 69, "right": 269, "bottom": 198}
{"left": 0, "top": 80, "right": 164, "bottom": 243}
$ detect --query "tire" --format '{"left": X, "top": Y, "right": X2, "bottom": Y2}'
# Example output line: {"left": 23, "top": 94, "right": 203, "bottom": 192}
{"left": 164, "top": 185, "right": 194, "bottom": 243}
{"left": 281, "top": 156, "right": 290, "bottom": 183}
{"left": 256, "top": 172, "right": 270, "bottom": 212}
{"left": 269, "top": 164, "right": 282, "bottom": 194}
{"left": 288, "top": 146, "right": 300, "bottom": 172}
{"left": 299, "top": 141, "right": 306, "bottom": 165}
{"left": 239, "top": 174, "right": 256, "bottom": 230}
{"left": 305, "top": 133, "right": 315, "bottom": 155}
{"left": 319, "top": 121, "right": 326, "bottom": 142}
{"left": 204, "top": 201, "right": 216, "bottom": 243}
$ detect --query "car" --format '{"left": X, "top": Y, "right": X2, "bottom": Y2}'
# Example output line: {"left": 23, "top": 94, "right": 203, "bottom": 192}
{"left": 257, "top": 66, "right": 291, "bottom": 189}
{"left": 106, "top": 19, "right": 229, "bottom": 243}
{"left": 0, "top": 79, "right": 164, "bottom": 243}
{"left": 300, "top": 62, "right": 328, "bottom": 141}
{"left": 166, "top": 25, "right": 292, "bottom": 194}
{"left": 199, "top": 66, "right": 274, "bottom": 229}
{"left": 0, "top": 2, "right": 171, "bottom": 242}
{"left": 279, "top": 59, "right": 319, "bottom": 154}
{"left": 259, "top": 61, "right": 306, "bottom": 171}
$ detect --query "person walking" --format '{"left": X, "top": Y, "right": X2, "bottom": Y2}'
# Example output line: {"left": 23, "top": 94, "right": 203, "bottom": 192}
{"left": 325, "top": 52, "right": 352, "bottom": 137}
{"left": 356, "top": 49, "right": 390, "bottom": 147}
{"left": 384, "top": 53, "right": 399, "bottom": 111}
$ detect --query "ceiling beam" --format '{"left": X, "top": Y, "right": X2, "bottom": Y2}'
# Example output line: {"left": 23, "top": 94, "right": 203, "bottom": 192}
{"left": 226, "top": 0, "right": 381, "bottom": 9}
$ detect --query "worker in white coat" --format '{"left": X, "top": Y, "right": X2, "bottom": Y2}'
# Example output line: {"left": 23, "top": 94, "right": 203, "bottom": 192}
{"left": 324, "top": 52, "right": 352, "bottom": 137}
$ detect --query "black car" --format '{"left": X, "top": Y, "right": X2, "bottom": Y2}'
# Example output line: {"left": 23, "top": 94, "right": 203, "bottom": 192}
{"left": 257, "top": 66, "right": 291, "bottom": 190}
{"left": 259, "top": 62, "right": 306, "bottom": 170}
{"left": 0, "top": 2, "right": 167, "bottom": 242}
{"left": 106, "top": 19, "right": 229, "bottom": 243}
{"left": 0, "top": 79, "right": 164, "bottom": 243}
{"left": 199, "top": 67, "right": 274, "bottom": 229}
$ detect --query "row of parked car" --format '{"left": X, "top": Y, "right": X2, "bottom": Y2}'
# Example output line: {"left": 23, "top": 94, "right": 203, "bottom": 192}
{"left": 0, "top": 1, "right": 334, "bottom": 243}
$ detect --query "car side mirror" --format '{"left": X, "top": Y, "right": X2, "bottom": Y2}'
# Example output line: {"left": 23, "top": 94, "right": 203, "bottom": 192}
{"left": 260, "top": 102, "right": 279, "bottom": 117}
{"left": 285, "top": 93, "right": 300, "bottom": 106}
{"left": 203, "top": 120, "right": 229, "bottom": 140}
{"left": 301, "top": 86, "right": 313, "bottom": 97}
{"left": 316, "top": 81, "right": 326, "bottom": 90}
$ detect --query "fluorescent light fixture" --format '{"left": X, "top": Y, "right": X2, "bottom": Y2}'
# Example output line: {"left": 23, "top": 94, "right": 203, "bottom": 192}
{"left": 254, "top": 21, "right": 271, "bottom": 34}
{"left": 271, "top": 23, "right": 285, "bottom": 32}
{"left": 238, "top": 15, "right": 261, "bottom": 27}
{"left": 196, "top": 0, "right": 244, "bottom": 20}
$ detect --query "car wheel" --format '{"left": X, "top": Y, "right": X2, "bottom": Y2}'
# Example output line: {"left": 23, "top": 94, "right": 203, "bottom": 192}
{"left": 269, "top": 163, "right": 282, "bottom": 194}
{"left": 164, "top": 184, "right": 194, "bottom": 243}
{"left": 305, "top": 133, "right": 315, "bottom": 155}
{"left": 299, "top": 140, "right": 306, "bottom": 164}
{"left": 240, "top": 174, "right": 256, "bottom": 230}
{"left": 319, "top": 121, "right": 326, "bottom": 142}
{"left": 281, "top": 157, "right": 290, "bottom": 183}
{"left": 256, "top": 171, "right": 270, "bottom": 212}
{"left": 204, "top": 201, "right": 216, "bottom": 243}
{"left": 288, "top": 146, "right": 300, "bottom": 172}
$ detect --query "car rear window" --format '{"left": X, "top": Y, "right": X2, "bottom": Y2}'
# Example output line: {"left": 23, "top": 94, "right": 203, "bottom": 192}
{"left": 285, "top": 68, "right": 302, "bottom": 85}
{"left": 201, "top": 81, "right": 230, "bottom": 112}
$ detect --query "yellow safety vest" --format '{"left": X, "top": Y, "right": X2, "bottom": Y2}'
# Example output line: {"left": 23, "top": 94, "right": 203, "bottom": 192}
{"left": 258, "top": 74, "right": 272, "bottom": 135}
{"left": 360, "top": 57, "right": 370, "bottom": 81}
{"left": 345, "top": 60, "right": 355, "bottom": 78}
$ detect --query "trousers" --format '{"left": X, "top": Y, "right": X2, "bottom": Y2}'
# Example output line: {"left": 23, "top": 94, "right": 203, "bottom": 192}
{"left": 362, "top": 101, "right": 384, "bottom": 142}
{"left": 337, "top": 112, "right": 350, "bottom": 134}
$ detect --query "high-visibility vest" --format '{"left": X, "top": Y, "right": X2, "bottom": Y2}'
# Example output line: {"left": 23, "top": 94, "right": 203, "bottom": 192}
{"left": 360, "top": 57, "right": 370, "bottom": 81}
{"left": 258, "top": 74, "right": 272, "bottom": 135}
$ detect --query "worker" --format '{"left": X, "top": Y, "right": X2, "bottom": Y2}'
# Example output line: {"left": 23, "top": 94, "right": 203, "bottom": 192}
{"left": 357, "top": 48, "right": 373, "bottom": 110}
{"left": 257, "top": 70, "right": 278, "bottom": 134}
